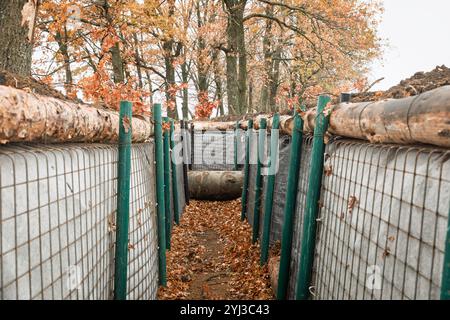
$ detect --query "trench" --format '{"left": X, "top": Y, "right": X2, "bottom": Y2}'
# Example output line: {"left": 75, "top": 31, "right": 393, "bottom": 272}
{"left": 157, "top": 199, "right": 274, "bottom": 300}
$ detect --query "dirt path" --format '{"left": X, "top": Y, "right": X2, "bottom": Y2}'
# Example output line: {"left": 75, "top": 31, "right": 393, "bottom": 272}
{"left": 158, "top": 200, "right": 274, "bottom": 300}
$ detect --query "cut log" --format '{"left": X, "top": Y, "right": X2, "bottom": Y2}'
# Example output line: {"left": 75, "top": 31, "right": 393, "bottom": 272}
{"left": 192, "top": 121, "right": 237, "bottom": 132}
{"left": 0, "top": 85, "right": 153, "bottom": 144}
{"left": 188, "top": 171, "right": 243, "bottom": 201}
{"left": 302, "top": 85, "right": 450, "bottom": 148}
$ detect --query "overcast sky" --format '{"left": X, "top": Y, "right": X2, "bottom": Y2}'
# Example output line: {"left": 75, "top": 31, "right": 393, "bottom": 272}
{"left": 369, "top": 0, "right": 450, "bottom": 90}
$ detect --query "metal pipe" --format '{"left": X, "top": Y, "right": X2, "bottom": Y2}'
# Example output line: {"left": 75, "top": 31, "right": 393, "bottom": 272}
{"left": 234, "top": 121, "right": 239, "bottom": 171}
{"left": 252, "top": 118, "right": 267, "bottom": 243}
{"left": 296, "top": 95, "right": 331, "bottom": 300}
{"left": 260, "top": 113, "right": 280, "bottom": 265}
{"left": 113, "top": 101, "right": 133, "bottom": 300}
{"left": 180, "top": 120, "right": 190, "bottom": 205}
{"left": 276, "top": 111, "right": 304, "bottom": 300}
{"left": 153, "top": 104, "right": 167, "bottom": 286}
{"left": 441, "top": 204, "right": 450, "bottom": 300}
{"left": 170, "top": 119, "right": 181, "bottom": 225}
{"left": 163, "top": 117, "right": 172, "bottom": 250}
{"left": 241, "top": 120, "right": 254, "bottom": 221}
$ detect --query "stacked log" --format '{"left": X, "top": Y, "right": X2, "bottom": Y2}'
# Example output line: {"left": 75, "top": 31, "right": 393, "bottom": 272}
{"left": 0, "top": 85, "right": 153, "bottom": 144}
{"left": 188, "top": 171, "right": 243, "bottom": 201}
{"left": 190, "top": 86, "right": 450, "bottom": 148}
{"left": 0, "top": 84, "right": 449, "bottom": 148}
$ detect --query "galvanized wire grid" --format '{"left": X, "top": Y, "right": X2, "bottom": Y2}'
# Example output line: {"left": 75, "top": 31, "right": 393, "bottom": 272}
{"left": 246, "top": 130, "right": 258, "bottom": 225}
{"left": 191, "top": 131, "right": 237, "bottom": 171}
{"left": 0, "top": 143, "right": 159, "bottom": 300}
{"left": 287, "top": 135, "right": 314, "bottom": 299}
{"left": 268, "top": 136, "right": 292, "bottom": 244}
{"left": 312, "top": 140, "right": 450, "bottom": 300}
{"left": 126, "top": 144, "right": 159, "bottom": 300}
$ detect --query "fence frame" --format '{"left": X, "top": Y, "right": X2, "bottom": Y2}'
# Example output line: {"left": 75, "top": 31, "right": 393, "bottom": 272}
{"left": 295, "top": 95, "right": 331, "bottom": 300}
{"left": 153, "top": 104, "right": 167, "bottom": 287}
{"left": 260, "top": 113, "right": 280, "bottom": 265}
{"left": 241, "top": 120, "right": 254, "bottom": 221}
{"left": 277, "top": 111, "right": 304, "bottom": 300}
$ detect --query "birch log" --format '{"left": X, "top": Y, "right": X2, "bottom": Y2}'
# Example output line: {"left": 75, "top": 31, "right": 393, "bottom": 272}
{"left": 303, "top": 86, "right": 450, "bottom": 148}
{"left": 192, "top": 121, "right": 238, "bottom": 131}
{"left": 188, "top": 171, "right": 243, "bottom": 200}
{"left": 0, "top": 85, "right": 153, "bottom": 144}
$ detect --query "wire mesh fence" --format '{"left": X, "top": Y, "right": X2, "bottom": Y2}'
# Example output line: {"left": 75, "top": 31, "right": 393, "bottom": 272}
{"left": 242, "top": 128, "right": 449, "bottom": 300}
{"left": 191, "top": 130, "right": 243, "bottom": 171}
{"left": 312, "top": 140, "right": 450, "bottom": 300}
{"left": 0, "top": 142, "right": 159, "bottom": 300}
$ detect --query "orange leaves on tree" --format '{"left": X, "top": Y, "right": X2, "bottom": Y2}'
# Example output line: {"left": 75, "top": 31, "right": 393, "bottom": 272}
{"left": 195, "top": 91, "right": 218, "bottom": 120}
{"left": 79, "top": 59, "right": 150, "bottom": 115}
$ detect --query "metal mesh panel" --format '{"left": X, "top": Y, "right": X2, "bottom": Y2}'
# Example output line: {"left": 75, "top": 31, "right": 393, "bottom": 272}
{"left": 246, "top": 131, "right": 258, "bottom": 225}
{"left": 312, "top": 140, "right": 450, "bottom": 300}
{"left": 176, "top": 161, "right": 186, "bottom": 215}
{"left": 191, "top": 131, "right": 236, "bottom": 171}
{"left": 287, "top": 135, "right": 314, "bottom": 299}
{"left": 269, "top": 136, "right": 292, "bottom": 244}
{"left": 0, "top": 143, "right": 159, "bottom": 300}
{"left": 126, "top": 144, "right": 159, "bottom": 300}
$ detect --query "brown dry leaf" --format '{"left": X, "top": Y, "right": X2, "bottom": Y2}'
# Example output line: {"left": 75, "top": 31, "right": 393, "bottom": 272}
{"left": 324, "top": 165, "right": 333, "bottom": 177}
{"left": 122, "top": 116, "right": 131, "bottom": 133}
{"left": 382, "top": 247, "right": 391, "bottom": 259}
{"left": 348, "top": 196, "right": 359, "bottom": 214}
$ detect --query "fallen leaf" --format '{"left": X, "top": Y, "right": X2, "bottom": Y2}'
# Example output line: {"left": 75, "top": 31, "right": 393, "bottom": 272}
{"left": 122, "top": 116, "right": 131, "bottom": 133}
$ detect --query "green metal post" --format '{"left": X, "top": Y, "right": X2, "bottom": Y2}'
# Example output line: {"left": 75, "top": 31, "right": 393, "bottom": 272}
{"left": 252, "top": 118, "right": 267, "bottom": 244}
{"left": 234, "top": 121, "right": 239, "bottom": 171}
{"left": 296, "top": 95, "right": 331, "bottom": 300}
{"left": 241, "top": 120, "right": 254, "bottom": 221}
{"left": 260, "top": 114, "right": 280, "bottom": 265}
{"left": 170, "top": 119, "right": 181, "bottom": 225}
{"left": 113, "top": 101, "right": 133, "bottom": 300}
{"left": 153, "top": 104, "right": 167, "bottom": 286}
{"left": 276, "top": 111, "right": 304, "bottom": 300}
{"left": 163, "top": 117, "right": 172, "bottom": 250}
{"left": 441, "top": 204, "right": 450, "bottom": 300}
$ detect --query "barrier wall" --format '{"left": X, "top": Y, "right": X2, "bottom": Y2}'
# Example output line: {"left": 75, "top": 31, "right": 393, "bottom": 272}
{"left": 191, "top": 130, "right": 244, "bottom": 171}
{"left": 0, "top": 141, "right": 186, "bottom": 300}
{"left": 243, "top": 132, "right": 450, "bottom": 300}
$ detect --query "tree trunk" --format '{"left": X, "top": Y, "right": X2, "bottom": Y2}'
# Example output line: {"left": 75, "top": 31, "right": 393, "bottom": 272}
{"left": 237, "top": 11, "right": 247, "bottom": 114}
{"left": 224, "top": 0, "right": 247, "bottom": 115}
{"left": 212, "top": 51, "right": 224, "bottom": 116}
{"left": 248, "top": 80, "right": 253, "bottom": 113}
{"left": 260, "top": 5, "right": 273, "bottom": 113}
{"left": 269, "top": 47, "right": 281, "bottom": 112}
{"left": 55, "top": 28, "right": 73, "bottom": 94}
{"left": 164, "top": 41, "right": 178, "bottom": 119}
{"left": 181, "top": 61, "right": 189, "bottom": 120}
{"left": 196, "top": 3, "right": 208, "bottom": 94}
{"left": 110, "top": 43, "right": 125, "bottom": 84}
{"left": 0, "top": 0, "right": 34, "bottom": 76}
{"left": 188, "top": 171, "right": 243, "bottom": 200}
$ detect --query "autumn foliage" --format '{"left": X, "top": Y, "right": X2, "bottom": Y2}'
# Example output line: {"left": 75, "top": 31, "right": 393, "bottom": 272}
{"left": 31, "top": 0, "right": 382, "bottom": 118}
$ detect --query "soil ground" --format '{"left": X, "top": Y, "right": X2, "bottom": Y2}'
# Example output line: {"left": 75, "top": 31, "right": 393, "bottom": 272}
{"left": 351, "top": 65, "right": 450, "bottom": 102}
{"left": 0, "top": 69, "right": 78, "bottom": 102}
{"left": 157, "top": 199, "right": 274, "bottom": 300}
